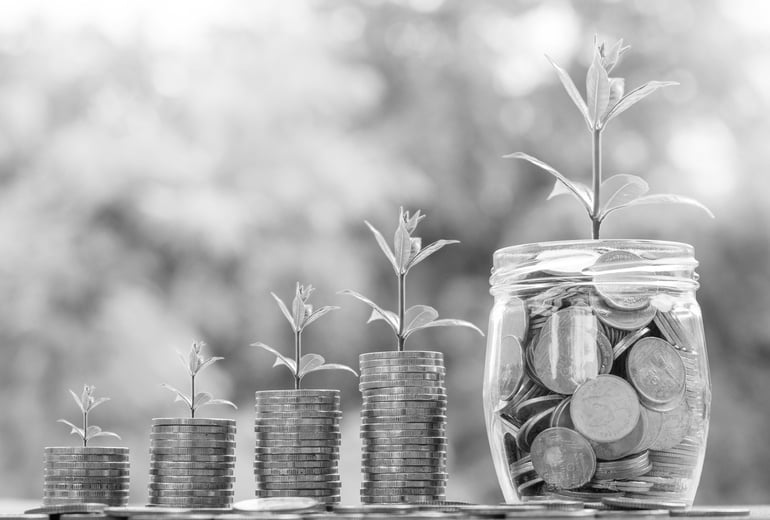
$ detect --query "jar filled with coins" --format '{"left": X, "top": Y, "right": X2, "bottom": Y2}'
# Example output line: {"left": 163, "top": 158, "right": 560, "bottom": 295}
{"left": 483, "top": 240, "right": 710, "bottom": 507}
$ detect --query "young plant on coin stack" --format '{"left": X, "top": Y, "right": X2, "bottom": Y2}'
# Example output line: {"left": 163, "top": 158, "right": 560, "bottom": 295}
{"left": 483, "top": 36, "right": 713, "bottom": 508}
{"left": 251, "top": 283, "right": 357, "bottom": 505}
{"left": 341, "top": 208, "right": 484, "bottom": 504}
{"left": 149, "top": 341, "right": 237, "bottom": 509}
{"left": 45, "top": 385, "right": 129, "bottom": 506}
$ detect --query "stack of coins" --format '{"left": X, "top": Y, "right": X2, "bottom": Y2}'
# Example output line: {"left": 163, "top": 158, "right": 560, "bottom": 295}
{"left": 43, "top": 447, "right": 129, "bottom": 506}
{"left": 359, "top": 351, "right": 448, "bottom": 504}
{"left": 254, "top": 390, "right": 342, "bottom": 504}
{"left": 148, "top": 418, "right": 235, "bottom": 508}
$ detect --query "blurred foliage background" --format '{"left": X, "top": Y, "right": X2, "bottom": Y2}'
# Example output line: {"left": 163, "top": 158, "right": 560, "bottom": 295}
{"left": 0, "top": 0, "right": 766, "bottom": 505}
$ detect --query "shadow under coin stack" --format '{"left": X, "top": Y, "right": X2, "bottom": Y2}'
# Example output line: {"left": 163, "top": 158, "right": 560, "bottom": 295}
{"left": 148, "top": 418, "right": 235, "bottom": 508}
{"left": 254, "top": 390, "right": 342, "bottom": 504}
{"left": 359, "top": 351, "right": 448, "bottom": 504}
{"left": 44, "top": 447, "right": 130, "bottom": 506}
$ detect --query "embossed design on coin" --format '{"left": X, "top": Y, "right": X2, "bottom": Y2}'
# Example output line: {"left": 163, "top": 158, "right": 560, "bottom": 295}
{"left": 530, "top": 427, "right": 596, "bottom": 489}
{"left": 571, "top": 375, "right": 640, "bottom": 443}
{"left": 627, "top": 338, "right": 685, "bottom": 411}
{"left": 533, "top": 307, "right": 600, "bottom": 395}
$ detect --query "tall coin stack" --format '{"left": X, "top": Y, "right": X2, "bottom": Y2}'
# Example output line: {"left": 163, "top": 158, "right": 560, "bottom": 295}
{"left": 254, "top": 390, "right": 342, "bottom": 504}
{"left": 359, "top": 351, "right": 448, "bottom": 504}
{"left": 148, "top": 418, "right": 235, "bottom": 508}
{"left": 43, "top": 447, "right": 130, "bottom": 506}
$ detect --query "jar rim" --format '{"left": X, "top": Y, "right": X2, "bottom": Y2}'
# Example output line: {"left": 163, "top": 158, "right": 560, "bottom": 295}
{"left": 494, "top": 239, "right": 694, "bottom": 262}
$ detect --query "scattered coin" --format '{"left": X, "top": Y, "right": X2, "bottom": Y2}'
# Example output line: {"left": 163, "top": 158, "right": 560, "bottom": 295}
{"left": 530, "top": 427, "right": 596, "bottom": 489}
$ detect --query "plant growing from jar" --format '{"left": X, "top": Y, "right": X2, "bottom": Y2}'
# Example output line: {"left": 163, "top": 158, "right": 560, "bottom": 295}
{"left": 57, "top": 385, "right": 121, "bottom": 447}
{"left": 506, "top": 37, "right": 712, "bottom": 239}
{"left": 251, "top": 283, "right": 358, "bottom": 388}
{"left": 341, "top": 207, "right": 484, "bottom": 350}
{"left": 162, "top": 341, "right": 237, "bottom": 417}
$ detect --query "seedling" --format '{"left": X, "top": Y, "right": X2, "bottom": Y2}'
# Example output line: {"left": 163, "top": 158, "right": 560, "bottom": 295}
{"left": 506, "top": 36, "right": 713, "bottom": 239}
{"left": 57, "top": 385, "right": 121, "bottom": 447}
{"left": 341, "top": 207, "right": 483, "bottom": 351}
{"left": 252, "top": 283, "right": 358, "bottom": 390}
{"left": 162, "top": 341, "right": 237, "bottom": 418}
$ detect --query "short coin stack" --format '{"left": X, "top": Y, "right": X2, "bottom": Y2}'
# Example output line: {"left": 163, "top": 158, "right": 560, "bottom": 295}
{"left": 43, "top": 447, "right": 130, "bottom": 506}
{"left": 148, "top": 418, "right": 235, "bottom": 508}
{"left": 359, "top": 351, "right": 448, "bottom": 504}
{"left": 254, "top": 390, "right": 342, "bottom": 504}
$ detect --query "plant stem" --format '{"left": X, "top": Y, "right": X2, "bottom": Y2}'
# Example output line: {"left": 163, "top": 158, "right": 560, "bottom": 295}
{"left": 294, "top": 330, "right": 302, "bottom": 390}
{"left": 82, "top": 409, "right": 88, "bottom": 448}
{"left": 591, "top": 128, "right": 603, "bottom": 239}
{"left": 191, "top": 374, "right": 196, "bottom": 419}
{"left": 397, "top": 272, "right": 406, "bottom": 352}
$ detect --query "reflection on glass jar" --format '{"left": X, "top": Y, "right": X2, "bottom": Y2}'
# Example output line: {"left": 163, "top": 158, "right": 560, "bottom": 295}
{"left": 483, "top": 240, "right": 711, "bottom": 506}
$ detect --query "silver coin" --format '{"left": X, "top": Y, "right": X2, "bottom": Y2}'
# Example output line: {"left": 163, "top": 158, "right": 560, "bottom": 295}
{"left": 152, "top": 418, "right": 235, "bottom": 427}
{"left": 44, "top": 448, "right": 129, "bottom": 455}
{"left": 361, "top": 364, "right": 446, "bottom": 373}
{"left": 149, "top": 448, "right": 234, "bottom": 455}
{"left": 255, "top": 489, "right": 338, "bottom": 497}
{"left": 360, "top": 351, "right": 443, "bottom": 361}
{"left": 150, "top": 455, "right": 235, "bottom": 463}
{"left": 613, "top": 326, "right": 650, "bottom": 359}
{"left": 593, "top": 297, "right": 656, "bottom": 331}
{"left": 150, "top": 425, "right": 235, "bottom": 434}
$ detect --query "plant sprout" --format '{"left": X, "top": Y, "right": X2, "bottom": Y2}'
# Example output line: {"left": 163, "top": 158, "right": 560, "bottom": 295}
{"left": 506, "top": 36, "right": 713, "bottom": 239}
{"left": 162, "top": 341, "right": 237, "bottom": 418}
{"left": 58, "top": 385, "right": 121, "bottom": 447}
{"left": 252, "top": 283, "right": 358, "bottom": 390}
{"left": 341, "top": 207, "right": 484, "bottom": 352}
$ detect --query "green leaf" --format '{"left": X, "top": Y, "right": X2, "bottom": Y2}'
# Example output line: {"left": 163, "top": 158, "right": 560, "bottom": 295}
{"left": 188, "top": 346, "right": 201, "bottom": 375}
{"left": 250, "top": 342, "right": 298, "bottom": 376}
{"left": 602, "top": 39, "right": 629, "bottom": 73}
{"left": 196, "top": 356, "right": 223, "bottom": 377}
{"left": 303, "top": 363, "right": 359, "bottom": 379}
{"left": 291, "top": 283, "right": 304, "bottom": 329}
{"left": 339, "top": 290, "right": 398, "bottom": 333}
{"left": 80, "top": 386, "right": 92, "bottom": 412}
{"left": 368, "top": 308, "right": 400, "bottom": 329}
{"left": 547, "top": 179, "right": 594, "bottom": 207}
{"left": 602, "top": 81, "right": 679, "bottom": 127}
{"left": 177, "top": 351, "right": 192, "bottom": 376}
{"left": 403, "top": 305, "right": 439, "bottom": 335}
{"left": 407, "top": 239, "right": 459, "bottom": 271}
{"left": 393, "top": 219, "right": 412, "bottom": 274}
{"left": 193, "top": 392, "right": 212, "bottom": 410}
{"left": 365, "top": 220, "right": 399, "bottom": 274}
{"left": 303, "top": 305, "right": 339, "bottom": 329}
{"left": 586, "top": 48, "right": 610, "bottom": 126}
{"left": 204, "top": 398, "right": 237, "bottom": 410}
{"left": 57, "top": 419, "right": 85, "bottom": 440}
{"left": 271, "top": 292, "right": 297, "bottom": 332}
{"left": 161, "top": 383, "right": 193, "bottom": 409}
{"left": 87, "top": 430, "right": 122, "bottom": 441}
{"left": 608, "top": 77, "right": 625, "bottom": 108}
{"left": 599, "top": 174, "right": 649, "bottom": 219}
{"left": 88, "top": 397, "right": 110, "bottom": 413}
{"left": 406, "top": 318, "right": 485, "bottom": 339}
{"left": 68, "top": 389, "right": 85, "bottom": 415}
{"left": 600, "top": 193, "right": 715, "bottom": 221}
{"left": 505, "top": 152, "right": 592, "bottom": 214}
{"left": 545, "top": 55, "right": 591, "bottom": 130}
{"left": 298, "top": 354, "right": 325, "bottom": 378}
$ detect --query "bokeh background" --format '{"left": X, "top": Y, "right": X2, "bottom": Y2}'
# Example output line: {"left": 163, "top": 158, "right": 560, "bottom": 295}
{"left": 0, "top": 0, "right": 766, "bottom": 506}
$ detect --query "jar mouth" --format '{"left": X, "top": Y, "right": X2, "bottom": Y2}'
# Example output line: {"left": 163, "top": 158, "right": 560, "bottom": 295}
{"left": 491, "top": 239, "right": 699, "bottom": 294}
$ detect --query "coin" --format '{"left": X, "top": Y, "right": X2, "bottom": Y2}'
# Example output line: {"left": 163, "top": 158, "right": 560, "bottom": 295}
{"left": 591, "top": 411, "right": 646, "bottom": 461}
{"left": 594, "top": 451, "right": 652, "bottom": 481}
{"left": 363, "top": 436, "right": 447, "bottom": 445}
{"left": 233, "top": 497, "right": 322, "bottom": 512}
{"left": 648, "top": 403, "right": 691, "bottom": 451}
{"left": 571, "top": 375, "right": 641, "bottom": 443}
{"left": 27, "top": 504, "right": 107, "bottom": 515}
{"left": 533, "top": 306, "right": 600, "bottom": 394}
{"left": 45, "top": 448, "right": 129, "bottom": 455}
{"left": 44, "top": 469, "right": 129, "bottom": 477}
{"left": 591, "top": 251, "right": 651, "bottom": 311}
{"left": 150, "top": 455, "right": 235, "bottom": 463}
{"left": 362, "top": 364, "right": 446, "bottom": 374}
{"left": 530, "top": 427, "right": 596, "bottom": 489}
{"left": 149, "top": 448, "right": 234, "bottom": 455}
{"left": 602, "top": 497, "right": 686, "bottom": 510}
{"left": 255, "top": 489, "right": 337, "bottom": 498}
{"left": 360, "top": 351, "right": 443, "bottom": 361}
{"left": 513, "top": 395, "right": 564, "bottom": 426}
{"left": 148, "top": 468, "right": 233, "bottom": 476}
{"left": 152, "top": 418, "right": 235, "bottom": 427}
{"left": 669, "top": 507, "right": 750, "bottom": 517}
{"left": 150, "top": 425, "right": 235, "bottom": 433}
{"left": 613, "top": 327, "right": 650, "bottom": 359}
{"left": 627, "top": 338, "right": 685, "bottom": 411}
{"left": 517, "top": 406, "right": 557, "bottom": 453}
{"left": 45, "top": 455, "right": 128, "bottom": 463}
{"left": 549, "top": 397, "right": 575, "bottom": 429}
{"left": 150, "top": 432, "right": 235, "bottom": 440}
{"left": 44, "top": 462, "right": 130, "bottom": 469}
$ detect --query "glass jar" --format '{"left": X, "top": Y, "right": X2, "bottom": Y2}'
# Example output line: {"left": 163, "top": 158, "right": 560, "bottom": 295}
{"left": 483, "top": 240, "right": 711, "bottom": 506}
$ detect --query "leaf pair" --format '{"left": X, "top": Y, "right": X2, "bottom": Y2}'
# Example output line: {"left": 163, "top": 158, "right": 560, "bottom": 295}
{"left": 178, "top": 342, "right": 223, "bottom": 378}
{"left": 161, "top": 384, "right": 236, "bottom": 413}
{"left": 507, "top": 154, "right": 714, "bottom": 222}
{"left": 56, "top": 420, "right": 121, "bottom": 442}
{"left": 272, "top": 283, "right": 339, "bottom": 334}
{"left": 366, "top": 207, "right": 458, "bottom": 276}
{"left": 547, "top": 38, "right": 677, "bottom": 130}
{"left": 69, "top": 385, "right": 110, "bottom": 415}
{"left": 251, "top": 343, "right": 358, "bottom": 381}
{"left": 339, "top": 290, "right": 484, "bottom": 343}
